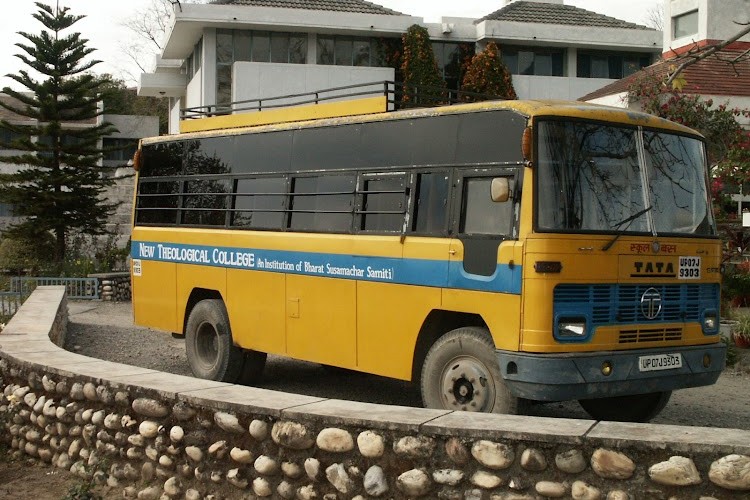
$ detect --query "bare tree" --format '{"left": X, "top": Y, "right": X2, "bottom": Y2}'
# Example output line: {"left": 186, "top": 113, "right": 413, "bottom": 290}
{"left": 666, "top": 21, "right": 750, "bottom": 86}
{"left": 119, "top": 0, "right": 174, "bottom": 82}
{"left": 643, "top": 3, "right": 664, "bottom": 31}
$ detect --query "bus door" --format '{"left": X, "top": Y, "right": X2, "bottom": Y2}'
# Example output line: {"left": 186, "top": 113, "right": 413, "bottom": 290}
{"left": 445, "top": 168, "right": 523, "bottom": 349}
{"left": 285, "top": 174, "right": 358, "bottom": 369}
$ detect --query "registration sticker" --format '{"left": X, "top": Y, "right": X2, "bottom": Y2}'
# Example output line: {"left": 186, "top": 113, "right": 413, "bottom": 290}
{"left": 678, "top": 256, "right": 701, "bottom": 280}
{"left": 132, "top": 259, "right": 142, "bottom": 277}
{"left": 638, "top": 353, "right": 682, "bottom": 372}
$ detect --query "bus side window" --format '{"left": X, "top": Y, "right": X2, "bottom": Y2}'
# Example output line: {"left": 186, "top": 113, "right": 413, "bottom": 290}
{"left": 232, "top": 177, "right": 287, "bottom": 230}
{"left": 460, "top": 176, "right": 513, "bottom": 236}
{"left": 359, "top": 174, "right": 407, "bottom": 233}
{"left": 182, "top": 179, "right": 231, "bottom": 227}
{"left": 413, "top": 172, "right": 449, "bottom": 235}
{"left": 137, "top": 180, "right": 179, "bottom": 225}
{"left": 289, "top": 175, "right": 355, "bottom": 233}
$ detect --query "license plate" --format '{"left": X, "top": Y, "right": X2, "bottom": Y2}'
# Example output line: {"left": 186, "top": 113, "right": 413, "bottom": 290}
{"left": 638, "top": 353, "right": 682, "bottom": 372}
{"left": 678, "top": 256, "right": 701, "bottom": 279}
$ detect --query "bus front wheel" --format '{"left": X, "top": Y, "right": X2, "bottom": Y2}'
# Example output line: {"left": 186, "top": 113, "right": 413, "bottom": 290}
{"left": 578, "top": 391, "right": 672, "bottom": 422}
{"left": 186, "top": 299, "right": 252, "bottom": 383}
{"left": 421, "top": 327, "right": 520, "bottom": 414}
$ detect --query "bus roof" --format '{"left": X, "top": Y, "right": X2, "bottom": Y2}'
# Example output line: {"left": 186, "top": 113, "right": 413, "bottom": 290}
{"left": 143, "top": 98, "right": 702, "bottom": 146}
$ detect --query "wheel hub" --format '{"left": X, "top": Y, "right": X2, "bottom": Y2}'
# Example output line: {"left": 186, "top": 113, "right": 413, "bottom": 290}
{"left": 196, "top": 321, "right": 219, "bottom": 369}
{"left": 441, "top": 357, "right": 494, "bottom": 412}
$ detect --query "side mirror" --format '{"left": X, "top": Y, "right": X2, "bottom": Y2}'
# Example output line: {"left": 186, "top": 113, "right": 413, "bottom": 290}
{"left": 491, "top": 177, "right": 510, "bottom": 202}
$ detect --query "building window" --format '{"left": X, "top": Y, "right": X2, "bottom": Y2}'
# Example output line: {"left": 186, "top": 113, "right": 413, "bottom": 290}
{"left": 0, "top": 129, "right": 24, "bottom": 150}
{"left": 103, "top": 138, "right": 139, "bottom": 162}
{"left": 501, "top": 46, "right": 564, "bottom": 76}
{"left": 673, "top": 10, "right": 699, "bottom": 39}
{"left": 183, "top": 38, "right": 203, "bottom": 79}
{"left": 577, "top": 51, "right": 652, "bottom": 79}
{"left": 226, "top": 30, "right": 308, "bottom": 64}
{"left": 216, "top": 29, "right": 308, "bottom": 106}
{"left": 432, "top": 42, "right": 466, "bottom": 91}
{"left": 316, "top": 36, "right": 385, "bottom": 67}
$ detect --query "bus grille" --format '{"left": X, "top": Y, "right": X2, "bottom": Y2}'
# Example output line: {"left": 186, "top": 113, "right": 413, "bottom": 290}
{"left": 618, "top": 327, "right": 683, "bottom": 344}
{"left": 553, "top": 283, "right": 719, "bottom": 327}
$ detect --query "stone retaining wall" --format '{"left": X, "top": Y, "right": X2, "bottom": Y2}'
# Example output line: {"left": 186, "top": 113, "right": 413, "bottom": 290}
{"left": 88, "top": 272, "right": 131, "bottom": 301}
{"left": 1, "top": 287, "right": 749, "bottom": 499}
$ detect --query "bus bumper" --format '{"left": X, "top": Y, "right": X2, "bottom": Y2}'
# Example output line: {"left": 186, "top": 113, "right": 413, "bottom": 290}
{"left": 497, "top": 343, "right": 726, "bottom": 402}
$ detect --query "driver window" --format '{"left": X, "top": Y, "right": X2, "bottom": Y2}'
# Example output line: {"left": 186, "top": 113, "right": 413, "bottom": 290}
{"left": 460, "top": 176, "right": 513, "bottom": 236}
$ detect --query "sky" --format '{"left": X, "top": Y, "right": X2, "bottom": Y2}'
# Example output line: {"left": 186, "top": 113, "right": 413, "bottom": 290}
{"left": 0, "top": 0, "right": 661, "bottom": 91}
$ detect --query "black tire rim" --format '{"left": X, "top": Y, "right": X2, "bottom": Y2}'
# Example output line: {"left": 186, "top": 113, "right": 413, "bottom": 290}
{"left": 439, "top": 355, "right": 496, "bottom": 412}
{"left": 195, "top": 321, "right": 220, "bottom": 371}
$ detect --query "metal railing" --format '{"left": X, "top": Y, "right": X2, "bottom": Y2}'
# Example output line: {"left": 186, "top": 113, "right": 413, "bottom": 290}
{"left": 181, "top": 81, "right": 505, "bottom": 120}
{"left": 10, "top": 277, "right": 99, "bottom": 300}
{"left": 0, "top": 291, "right": 23, "bottom": 319}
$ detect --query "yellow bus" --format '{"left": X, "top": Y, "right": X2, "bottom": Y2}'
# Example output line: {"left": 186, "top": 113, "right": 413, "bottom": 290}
{"left": 130, "top": 89, "right": 725, "bottom": 422}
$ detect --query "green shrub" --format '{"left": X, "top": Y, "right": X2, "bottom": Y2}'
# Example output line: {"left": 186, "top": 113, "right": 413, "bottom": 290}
{"left": 722, "top": 262, "right": 750, "bottom": 307}
{"left": 0, "top": 232, "right": 55, "bottom": 274}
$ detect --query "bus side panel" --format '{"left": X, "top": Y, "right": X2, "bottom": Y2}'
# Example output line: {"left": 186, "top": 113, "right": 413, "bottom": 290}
{"left": 442, "top": 289, "right": 522, "bottom": 352}
{"left": 132, "top": 260, "right": 178, "bottom": 333}
{"left": 357, "top": 282, "right": 441, "bottom": 380}
{"left": 227, "top": 269, "right": 286, "bottom": 354}
{"left": 176, "top": 264, "right": 227, "bottom": 332}
{"left": 286, "top": 275, "right": 356, "bottom": 367}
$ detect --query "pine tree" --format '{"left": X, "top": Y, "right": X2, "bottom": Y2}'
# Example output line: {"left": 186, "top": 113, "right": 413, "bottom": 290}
{"left": 400, "top": 25, "right": 444, "bottom": 107}
{"left": 0, "top": 2, "right": 117, "bottom": 264}
{"left": 461, "top": 42, "right": 517, "bottom": 101}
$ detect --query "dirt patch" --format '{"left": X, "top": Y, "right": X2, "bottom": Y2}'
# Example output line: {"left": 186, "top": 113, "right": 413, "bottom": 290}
{"left": 0, "top": 457, "right": 117, "bottom": 500}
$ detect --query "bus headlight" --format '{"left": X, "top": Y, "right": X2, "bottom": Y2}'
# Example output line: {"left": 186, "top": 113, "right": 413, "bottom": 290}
{"left": 557, "top": 318, "right": 587, "bottom": 339}
{"left": 703, "top": 311, "right": 718, "bottom": 333}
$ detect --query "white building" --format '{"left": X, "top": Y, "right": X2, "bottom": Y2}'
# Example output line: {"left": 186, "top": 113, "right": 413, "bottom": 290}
{"left": 139, "top": 0, "right": 662, "bottom": 134}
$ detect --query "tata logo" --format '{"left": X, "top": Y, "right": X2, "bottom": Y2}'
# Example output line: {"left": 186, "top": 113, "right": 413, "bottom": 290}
{"left": 640, "top": 288, "right": 663, "bottom": 320}
{"left": 632, "top": 261, "right": 676, "bottom": 278}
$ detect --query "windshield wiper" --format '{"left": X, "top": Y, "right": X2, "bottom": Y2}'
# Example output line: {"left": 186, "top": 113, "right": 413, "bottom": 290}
{"left": 601, "top": 206, "right": 653, "bottom": 251}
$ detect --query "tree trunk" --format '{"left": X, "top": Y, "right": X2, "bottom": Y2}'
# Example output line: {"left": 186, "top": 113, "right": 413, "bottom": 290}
{"left": 55, "top": 227, "right": 66, "bottom": 265}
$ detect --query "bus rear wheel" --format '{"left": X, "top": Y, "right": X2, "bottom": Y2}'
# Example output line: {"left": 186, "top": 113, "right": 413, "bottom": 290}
{"left": 578, "top": 391, "right": 671, "bottom": 422}
{"left": 185, "top": 299, "right": 265, "bottom": 384}
{"left": 421, "top": 327, "right": 519, "bottom": 414}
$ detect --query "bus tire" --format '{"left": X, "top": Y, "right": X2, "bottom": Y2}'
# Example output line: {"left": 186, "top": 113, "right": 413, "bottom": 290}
{"left": 185, "top": 299, "right": 244, "bottom": 383}
{"left": 578, "top": 391, "right": 672, "bottom": 422}
{"left": 421, "top": 327, "right": 519, "bottom": 414}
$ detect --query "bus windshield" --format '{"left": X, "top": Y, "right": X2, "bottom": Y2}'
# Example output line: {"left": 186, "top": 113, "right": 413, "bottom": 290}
{"left": 536, "top": 120, "right": 715, "bottom": 236}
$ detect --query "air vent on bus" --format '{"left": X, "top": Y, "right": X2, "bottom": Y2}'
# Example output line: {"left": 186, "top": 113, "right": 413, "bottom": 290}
{"left": 618, "top": 327, "right": 683, "bottom": 344}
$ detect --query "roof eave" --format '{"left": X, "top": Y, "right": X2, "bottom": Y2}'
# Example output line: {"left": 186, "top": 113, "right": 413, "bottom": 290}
{"left": 477, "top": 20, "right": 662, "bottom": 51}
{"left": 162, "top": 3, "right": 419, "bottom": 59}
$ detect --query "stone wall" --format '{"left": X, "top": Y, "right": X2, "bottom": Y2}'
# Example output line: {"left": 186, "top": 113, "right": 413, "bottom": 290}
{"left": 1, "top": 287, "right": 749, "bottom": 499}
{"left": 88, "top": 272, "right": 131, "bottom": 301}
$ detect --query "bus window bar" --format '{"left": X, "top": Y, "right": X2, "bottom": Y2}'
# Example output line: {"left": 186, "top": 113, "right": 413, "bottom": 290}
{"left": 357, "top": 189, "right": 406, "bottom": 195}
{"left": 355, "top": 210, "right": 406, "bottom": 215}
{"left": 285, "top": 209, "right": 354, "bottom": 214}
{"left": 288, "top": 191, "right": 356, "bottom": 197}
{"left": 230, "top": 209, "right": 287, "bottom": 214}
{"left": 181, "top": 81, "right": 505, "bottom": 120}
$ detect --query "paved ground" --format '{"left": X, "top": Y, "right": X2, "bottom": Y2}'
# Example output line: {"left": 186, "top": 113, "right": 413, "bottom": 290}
{"left": 65, "top": 300, "right": 750, "bottom": 429}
